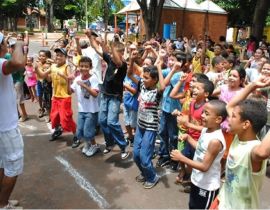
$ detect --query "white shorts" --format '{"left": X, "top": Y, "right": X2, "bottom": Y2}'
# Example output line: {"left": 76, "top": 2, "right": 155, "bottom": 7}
{"left": 0, "top": 128, "right": 24, "bottom": 177}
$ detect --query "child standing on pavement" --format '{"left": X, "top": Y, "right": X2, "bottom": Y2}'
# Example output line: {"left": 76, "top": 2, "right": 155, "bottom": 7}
{"left": 25, "top": 56, "right": 38, "bottom": 102}
{"left": 35, "top": 48, "right": 77, "bottom": 144}
{"left": 216, "top": 75, "right": 270, "bottom": 209}
{"left": 70, "top": 56, "right": 100, "bottom": 157}
{"left": 128, "top": 51, "right": 165, "bottom": 189}
{"left": 171, "top": 99, "right": 227, "bottom": 209}
{"left": 177, "top": 78, "right": 215, "bottom": 192}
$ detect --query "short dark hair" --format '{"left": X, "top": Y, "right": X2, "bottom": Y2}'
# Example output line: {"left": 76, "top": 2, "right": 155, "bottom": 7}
{"left": 208, "top": 99, "right": 228, "bottom": 122}
{"left": 79, "top": 56, "right": 92, "bottom": 68}
{"left": 198, "top": 78, "right": 214, "bottom": 96}
{"left": 143, "top": 65, "right": 158, "bottom": 81}
{"left": 193, "top": 73, "right": 209, "bottom": 81}
{"left": 237, "top": 99, "right": 267, "bottom": 133}
{"left": 212, "top": 56, "right": 224, "bottom": 67}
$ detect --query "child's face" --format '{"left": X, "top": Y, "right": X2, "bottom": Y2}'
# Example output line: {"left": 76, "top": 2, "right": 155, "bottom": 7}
{"left": 39, "top": 52, "right": 47, "bottom": 63}
{"left": 143, "top": 72, "right": 157, "bottom": 89}
{"left": 254, "top": 49, "right": 263, "bottom": 59}
{"left": 228, "top": 106, "right": 244, "bottom": 134}
{"left": 261, "top": 63, "right": 270, "bottom": 76}
{"left": 26, "top": 58, "right": 33, "bottom": 66}
{"left": 192, "top": 82, "right": 207, "bottom": 101}
{"left": 79, "top": 62, "right": 91, "bottom": 78}
{"left": 223, "top": 60, "right": 231, "bottom": 70}
{"left": 55, "top": 52, "right": 66, "bottom": 66}
{"left": 189, "top": 76, "right": 197, "bottom": 91}
{"left": 215, "top": 61, "right": 225, "bottom": 73}
{"left": 168, "top": 56, "right": 176, "bottom": 68}
{"left": 201, "top": 103, "right": 221, "bottom": 128}
{"left": 228, "top": 70, "right": 241, "bottom": 88}
{"left": 195, "top": 48, "right": 202, "bottom": 58}
{"left": 142, "top": 58, "right": 152, "bottom": 68}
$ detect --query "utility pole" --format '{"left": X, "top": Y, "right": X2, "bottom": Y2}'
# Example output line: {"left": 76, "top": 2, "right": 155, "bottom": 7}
{"left": 85, "top": 0, "right": 88, "bottom": 29}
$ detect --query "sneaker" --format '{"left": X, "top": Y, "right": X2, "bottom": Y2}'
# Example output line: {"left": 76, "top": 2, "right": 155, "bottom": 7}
{"left": 71, "top": 136, "right": 80, "bottom": 148}
{"left": 8, "top": 200, "right": 19, "bottom": 206}
{"left": 103, "top": 147, "right": 112, "bottom": 154}
{"left": 85, "top": 144, "right": 100, "bottom": 157}
{"left": 182, "top": 185, "right": 191, "bottom": 193}
{"left": 50, "top": 127, "right": 63, "bottom": 141}
{"left": 2, "top": 202, "right": 22, "bottom": 209}
{"left": 121, "top": 150, "right": 130, "bottom": 159}
{"left": 135, "top": 174, "right": 145, "bottom": 183}
{"left": 82, "top": 142, "right": 91, "bottom": 154}
{"left": 144, "top": 175, "right": 160, "bottom": 189}
{"left": 19, "top": 115, "right": 28, "bottom": 122}
{"left": 156, "top": 157, "right": 170, "bottom": 167}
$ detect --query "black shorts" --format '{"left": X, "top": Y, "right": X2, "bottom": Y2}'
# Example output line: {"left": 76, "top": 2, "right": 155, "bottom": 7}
{"left": 189, "top": 183, "right": 219, "bottom": 209}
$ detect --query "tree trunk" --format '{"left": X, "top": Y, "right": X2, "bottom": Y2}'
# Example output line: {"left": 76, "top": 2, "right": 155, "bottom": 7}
{"left": 103, "top": 0, "right": 109, "bottom": 30}
{"left": 47, "top": 0, "right": 54, "bottom": 32}
{"left": 60, "top": 19, "right": 64, "bottom": 30}
{"left": 251, "top": 0, "right": 270, "bottom": 42}
{"left": 137, "top": 0, "right": 165, "bottom": 40}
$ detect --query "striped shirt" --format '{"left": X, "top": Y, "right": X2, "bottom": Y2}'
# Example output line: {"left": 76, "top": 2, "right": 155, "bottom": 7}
{"left": 137, "top": 80, "right": 161, "bottom": 131}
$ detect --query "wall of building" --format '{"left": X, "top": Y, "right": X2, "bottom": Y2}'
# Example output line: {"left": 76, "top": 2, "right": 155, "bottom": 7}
{"left": 157, "top": 8, "right": 227, "bottom": 43}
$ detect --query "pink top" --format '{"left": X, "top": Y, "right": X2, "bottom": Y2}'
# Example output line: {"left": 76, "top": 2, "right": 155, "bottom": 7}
{"left": 25, "top": 66, "right": 37, "bottom": 87}
{"left": 219, "top": 85, "right": 243, "bottom": 131}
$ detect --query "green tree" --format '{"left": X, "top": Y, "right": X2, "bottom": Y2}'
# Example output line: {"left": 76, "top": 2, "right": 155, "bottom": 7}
{"left": 0, "top": 0, "right": 36, "bottom": 31}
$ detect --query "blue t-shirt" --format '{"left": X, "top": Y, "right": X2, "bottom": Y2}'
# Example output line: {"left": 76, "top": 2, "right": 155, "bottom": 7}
{"left": 123, "top": 75, "right": 140, "bottom": 111}
{"left": 161, "top": 68, "right": 183, "bottom": 113}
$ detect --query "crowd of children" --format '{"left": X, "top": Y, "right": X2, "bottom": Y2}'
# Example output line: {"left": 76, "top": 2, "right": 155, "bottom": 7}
{"left": 3, "top": 29, "right": 270, "bottom": 209}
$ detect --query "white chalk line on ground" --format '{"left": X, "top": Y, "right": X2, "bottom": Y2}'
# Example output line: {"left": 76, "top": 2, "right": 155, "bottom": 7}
{"left": 18, "top": 123, "right": 37, "bottom": 131}
{"left": 24, "top": 132, "right": 52, "bottom": 137}
{"left": 55, "top": 156, "right": 110, "bottom": 209}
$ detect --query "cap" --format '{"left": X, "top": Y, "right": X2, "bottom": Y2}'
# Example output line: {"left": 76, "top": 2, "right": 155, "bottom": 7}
{"left": 54, "top": 48, "right": 67, "bottom": 56}
{"left": 0, "top": 32, "right": 4, "bottom": 44}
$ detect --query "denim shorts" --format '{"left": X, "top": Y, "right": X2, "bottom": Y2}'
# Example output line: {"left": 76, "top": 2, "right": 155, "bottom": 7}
{"left": 36, "top": 80, "right": 43, "bottom": 97}
{"left": 0, "top": 128, "right": 24, "bottom": 177}
{"left": 76, "top": 112, "right": 98, "bottom": 141}
{"left": 123, "top": 106, "right": 137, "bottom": 128}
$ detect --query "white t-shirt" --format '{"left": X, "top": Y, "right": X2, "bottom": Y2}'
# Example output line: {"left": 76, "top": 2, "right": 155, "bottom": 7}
{"left": 71, "top": 74, "right": 99, "bottom": 113}
{"left": 191, "top": 128, "right": 226, "bottom": 191}
{"left": 0, "top": 58, "right": 18, "bottom": 131}
{"left": 82, "top": 47, "right": 103, "bottom": 84}
{"left": 246, "top": 68, "right": 260, "bottom": 83}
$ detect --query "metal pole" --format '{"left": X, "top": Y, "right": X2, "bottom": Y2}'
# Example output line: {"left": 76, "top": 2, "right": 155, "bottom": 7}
{"left": 85, "top": 0, "right": 88, "bottom": 29}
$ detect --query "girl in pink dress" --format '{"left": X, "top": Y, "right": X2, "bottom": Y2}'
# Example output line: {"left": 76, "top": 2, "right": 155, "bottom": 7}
{"left": 25, "top": 56, "right": 38, "bottom": 102}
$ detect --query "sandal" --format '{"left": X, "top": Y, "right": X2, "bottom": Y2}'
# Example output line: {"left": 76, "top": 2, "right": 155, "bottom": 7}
{"left": 175, "top": 169, "right": 185, "bottom": 184}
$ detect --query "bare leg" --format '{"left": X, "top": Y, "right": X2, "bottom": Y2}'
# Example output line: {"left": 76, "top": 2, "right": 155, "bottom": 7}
{"left": 0, "top": 175, "right": 17, "bottom": 207}
{"left": 31, "top": 86, "right": 38, "bottom": 102}
{"left": 125, "top": 125, "right": 133, "bottom": 140}
{"left": 28, "top": 86, "right": 34, "bottom": 102}
{"left": 19, "top": 103, "right": 27, "bottom": 117}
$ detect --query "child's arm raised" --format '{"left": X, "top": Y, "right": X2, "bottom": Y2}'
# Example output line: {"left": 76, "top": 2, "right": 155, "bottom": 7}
{"left": 227, "top": 76, "right": 270, "bottom": 115}
{"left": 127, "top": 51, "right": 139, "bottom": 85}
{"left": 251, "top": 131, "right": 270, "bottom": 168}
{"left": 85, "top": 29, "right": 103, "bottom": 57}
{"left": 170, "top": 139, "right": 223, "bottom": 172}
{"left": 156, "top": 58, "right": 165, "bottom": 92}
{"left": 170, "top": 73, "right": 188, "bottom": 99}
